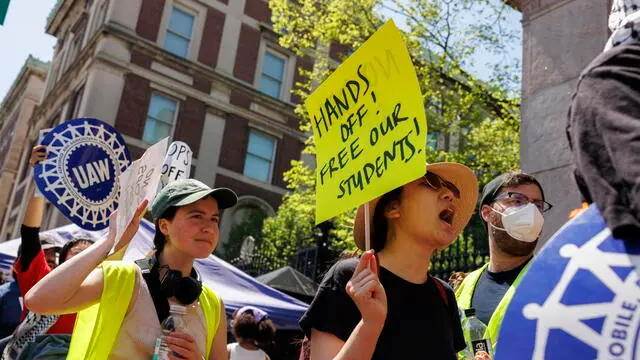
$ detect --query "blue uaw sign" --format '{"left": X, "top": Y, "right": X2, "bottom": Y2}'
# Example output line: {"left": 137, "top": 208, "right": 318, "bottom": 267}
{"left": 34, "top": 118, "right": 131, "bottom": 231}
{"left": 496, "top": 205, "right": 640, "bottom": 360}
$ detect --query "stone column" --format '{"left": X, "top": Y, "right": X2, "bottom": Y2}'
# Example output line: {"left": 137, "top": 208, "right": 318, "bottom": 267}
{"left": 515, "top": 0, "right": 610, "bottom": 242}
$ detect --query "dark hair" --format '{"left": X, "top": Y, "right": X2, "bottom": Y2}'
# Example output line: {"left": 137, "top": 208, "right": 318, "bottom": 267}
{"left": 495, "top": 171, "right": 545, "bottom": 200}
{"left": 371, "top": 186, "right": 404, "bottom": 252}
{"left": 232, "top": 311, "right": 276, "bottom": 347}
{"left": 154, "top": 206, "right": 178, "bottom": 253}
{"left": 59, "top": 237, "right": 95, "bottom": 263}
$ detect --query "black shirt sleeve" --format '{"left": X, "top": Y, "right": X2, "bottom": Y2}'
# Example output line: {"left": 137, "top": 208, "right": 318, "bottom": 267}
{"left": 19, "top": 225, "right": 42, "bottom": 271}
{"left": 445, "top": 281, "right": 466, "bottom": 352}
{"left": 299, "top": 259, "right": 361, "bottom": 342}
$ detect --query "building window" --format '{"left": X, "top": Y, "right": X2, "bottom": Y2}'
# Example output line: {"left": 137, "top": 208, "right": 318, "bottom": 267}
{"left": 259, "top": 50, "right": 286, "bottom": 99}
{"left": 243, "top": 130, "right": 276, "bottom": 182}
{"left": 70, "top": 87, "right": 85, "bottom": 118}
{"left": 163, "top": 6, "right": 195, "bottom": 58}
{"left": 143, "top": 93, "right": 178, "bottom": 144}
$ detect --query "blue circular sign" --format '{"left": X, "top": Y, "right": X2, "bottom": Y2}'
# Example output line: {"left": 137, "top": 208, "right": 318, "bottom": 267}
{"left": 496, "top": 205, "right": 640, "bottom": 360}
{"left": 34, "top": 118, "right": 131, "bottom": 231}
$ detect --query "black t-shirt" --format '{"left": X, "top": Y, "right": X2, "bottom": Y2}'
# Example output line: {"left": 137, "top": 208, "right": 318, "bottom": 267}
{"left": 300, "top": 258, "right": 466, "bottom": 360}
{"left": 471, "top": 258, "right": 531, "bottom": 325}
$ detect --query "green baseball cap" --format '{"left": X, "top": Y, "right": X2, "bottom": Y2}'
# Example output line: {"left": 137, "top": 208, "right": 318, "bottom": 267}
{"left": 150, "top": 179, "right": 238, "bottom": 220}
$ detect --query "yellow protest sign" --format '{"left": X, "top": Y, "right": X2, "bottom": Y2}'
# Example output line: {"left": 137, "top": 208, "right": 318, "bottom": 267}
{"left": 306, "top": 20, "right": 426, "bottom": 224}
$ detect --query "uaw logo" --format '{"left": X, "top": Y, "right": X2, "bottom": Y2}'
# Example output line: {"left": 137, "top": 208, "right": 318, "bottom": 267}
{"left": 34, "top": 118, "right": 131, "bottom": 231}
{"left": 496, "top": 205, "right": 640, "bottom": 360}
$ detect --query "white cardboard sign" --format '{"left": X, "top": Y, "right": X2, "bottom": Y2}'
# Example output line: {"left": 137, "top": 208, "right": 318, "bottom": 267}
{"left": 160, "top": 141, "right": 192, "bottom": 188}
{"left": 115, "top": 137, "right": 168, "bottom": 245}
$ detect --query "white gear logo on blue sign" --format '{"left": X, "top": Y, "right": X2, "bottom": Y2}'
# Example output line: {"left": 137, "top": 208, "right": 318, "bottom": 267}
{"left": 496, "top": 205, "right": 640, "bottom": 360}
{"left": 523, "top": 229, "right": 639, "bottom": 359}
{"left": 35, "top": 118, "right": 131, "bottom": 231}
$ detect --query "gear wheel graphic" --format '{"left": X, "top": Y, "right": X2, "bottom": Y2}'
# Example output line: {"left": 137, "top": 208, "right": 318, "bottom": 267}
{"left": 496, "top": 206, "right": 640, "bottom": 360}
{"left": 34, "top": 118, "right": 131, "bottom": 231}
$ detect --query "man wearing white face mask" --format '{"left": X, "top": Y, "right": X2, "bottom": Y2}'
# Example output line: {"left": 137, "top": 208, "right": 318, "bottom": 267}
{"left": 455, "top": 171, "right": 551, "bottom": 351}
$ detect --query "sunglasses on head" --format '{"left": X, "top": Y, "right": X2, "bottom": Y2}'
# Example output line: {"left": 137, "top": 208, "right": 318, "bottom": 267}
{"left": 422, "top": 172, "right": 461, "bottom": 199}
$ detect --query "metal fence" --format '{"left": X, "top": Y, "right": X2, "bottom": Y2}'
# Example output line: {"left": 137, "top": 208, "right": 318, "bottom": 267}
{"left": 230, "top": 246, "right": 288, "bottom": 277}
{"left": 429, "top": 220, "right": 489, "bottom": 281}
{"left": 233, "top": 218, "right": 490, "bottom": 284}
{"left": 229, "top": 246, "right": 320, "bottom": 278}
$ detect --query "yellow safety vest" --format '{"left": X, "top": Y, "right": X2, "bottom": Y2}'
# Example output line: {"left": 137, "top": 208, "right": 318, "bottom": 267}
{"left": 67, "top": 261, "right": 222, "bottom": 360}
{"left": 455, "top": 262, "right": 530, "bottom": 351}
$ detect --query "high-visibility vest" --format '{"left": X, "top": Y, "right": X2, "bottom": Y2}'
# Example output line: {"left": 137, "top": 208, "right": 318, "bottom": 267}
{"left": 67, "top": 261, "right": 221, "bottom": 359}
{"left": 455, "top": 262, "right": 530, "bottom": 350}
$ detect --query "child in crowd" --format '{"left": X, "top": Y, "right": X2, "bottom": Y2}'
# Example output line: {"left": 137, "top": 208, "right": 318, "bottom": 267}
{"left": 228, "top": 306, "right": 276, "bottom": 360}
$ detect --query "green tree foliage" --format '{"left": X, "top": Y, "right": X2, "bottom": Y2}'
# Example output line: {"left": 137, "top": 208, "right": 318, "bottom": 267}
{"left": 259, "top": 0, "right": 521, "bottom": 271}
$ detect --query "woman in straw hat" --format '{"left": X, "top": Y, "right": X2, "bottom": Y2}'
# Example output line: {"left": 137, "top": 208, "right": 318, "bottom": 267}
{"left": 299, "top": 163, "right": 480, "bottom": 360}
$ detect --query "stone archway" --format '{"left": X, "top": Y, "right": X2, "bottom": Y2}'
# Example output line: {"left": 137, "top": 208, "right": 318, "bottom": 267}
{"left": 218, "top": 195, "right": 276, "bottom": 258}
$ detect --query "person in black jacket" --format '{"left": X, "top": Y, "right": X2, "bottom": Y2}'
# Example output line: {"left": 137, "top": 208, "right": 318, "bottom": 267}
{"left": 566, "top": 0, "right": 640, "bottom": 241}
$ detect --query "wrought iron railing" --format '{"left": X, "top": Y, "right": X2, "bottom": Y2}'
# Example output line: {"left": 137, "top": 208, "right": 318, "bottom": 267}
{"left": 233, "top": 218, "right": 490, "bottom": 285}
{"left": 230, "top": 246, "right": 320, "bottom": 278}
{"left": 429, "top": 219, "right": 489, "bottom": 281}
{"left": 230, "top": 246, "right": 289, "bottom": 277}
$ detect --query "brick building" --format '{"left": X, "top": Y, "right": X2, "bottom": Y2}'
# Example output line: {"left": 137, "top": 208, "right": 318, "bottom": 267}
{"left": 0, "top": 56, "right": 49, "bottom": 237}
{"left": 0, "top": 0, "right": 331, "bottom": 254}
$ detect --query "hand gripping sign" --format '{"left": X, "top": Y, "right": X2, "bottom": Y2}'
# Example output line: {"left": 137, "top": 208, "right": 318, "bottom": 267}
{"left": 160, "top": 141, "right": 192, "bottom": 188}
{"left": 34, "top": 118, "right": 131, "bottom": 231}
{"left": 305, "top": 20, "right": 427, "bottom": 228}
{"left": 495, "top": 204, "right": 640, "bottom": 360}
{"left": 33, "top": 128, "right": 52, "bottom": 199}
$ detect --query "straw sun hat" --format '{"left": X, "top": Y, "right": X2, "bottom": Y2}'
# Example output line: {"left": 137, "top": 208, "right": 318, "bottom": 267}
{"left": 353, "top": 162, "right": 479, "bottom": 250}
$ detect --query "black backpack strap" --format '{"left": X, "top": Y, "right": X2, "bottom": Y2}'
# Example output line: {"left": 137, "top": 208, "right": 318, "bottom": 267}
{"left": 135, "top": 258, "right": 170, "bottom": 323}
{"left": 431, "top": 275, "right": 450, "bottom": 308}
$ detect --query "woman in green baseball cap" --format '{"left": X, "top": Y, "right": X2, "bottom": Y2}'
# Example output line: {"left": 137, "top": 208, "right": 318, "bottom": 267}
{"left": 25, "top": 179, "right": 238, "bottom": 360}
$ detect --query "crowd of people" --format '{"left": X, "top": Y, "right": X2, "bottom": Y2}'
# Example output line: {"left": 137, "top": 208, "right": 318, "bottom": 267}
{"left": 0, "top": 0, "right": 638, "bottom": 359}
{"left": 0, "top": 144, "right": 283, "bottom": 360}
{"left": 2, "top": 148, "right": 545, "bottom": 359}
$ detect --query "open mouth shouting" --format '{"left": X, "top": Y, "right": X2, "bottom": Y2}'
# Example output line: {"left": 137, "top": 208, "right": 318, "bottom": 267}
{"left": 439, "top": 207, "right": 455, "bottom": 229}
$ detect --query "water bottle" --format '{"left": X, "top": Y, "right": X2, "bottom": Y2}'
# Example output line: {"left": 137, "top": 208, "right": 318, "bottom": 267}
{"left": 462, "top": 308, "right": 492, "bottom": 357}
{"left": 153, "top": 304, "right": 187, "bottom": 360}
{"left": 458, "top": 346, "right": 475, "bottom": 360}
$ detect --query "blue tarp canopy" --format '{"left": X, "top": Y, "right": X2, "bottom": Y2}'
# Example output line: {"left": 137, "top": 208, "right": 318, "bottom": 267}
{"left": 0, "top": 220, "right": 308, "bottom": 330}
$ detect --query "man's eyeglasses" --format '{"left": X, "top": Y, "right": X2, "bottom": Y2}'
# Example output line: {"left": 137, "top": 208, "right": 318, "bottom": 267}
{"left": 422, "top": 172, "right": 460, "bottom": 199}
{"left": 493, "top": 192, "right": 553, "bottom": 213}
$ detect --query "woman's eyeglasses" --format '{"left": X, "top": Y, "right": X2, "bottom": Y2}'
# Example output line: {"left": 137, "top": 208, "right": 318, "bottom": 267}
{"left": 493, "top": 192, "right": 553, "bottom": 213}
{"left": 422, "top": 172, "right": 460, "bottom": 199}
